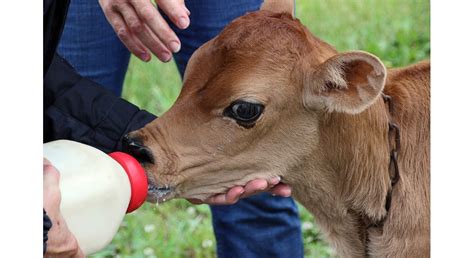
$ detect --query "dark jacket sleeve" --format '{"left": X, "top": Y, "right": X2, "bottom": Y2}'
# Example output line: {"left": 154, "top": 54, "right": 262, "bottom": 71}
{"left": 43, "top": 210, "right": 52, "bottom": 254}
{"left": 44, "top": 54, "right": 157, "bottom": 153}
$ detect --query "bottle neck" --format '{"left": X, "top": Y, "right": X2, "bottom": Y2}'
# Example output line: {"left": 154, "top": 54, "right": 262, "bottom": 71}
{"left": 109, "top": 152, "right": 148, "bottom": 213}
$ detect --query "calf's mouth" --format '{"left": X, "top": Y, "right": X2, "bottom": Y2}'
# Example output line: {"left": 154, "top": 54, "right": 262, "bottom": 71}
{"left": 122, "top": 134, "right": 177, "bottom": 203}
{"left": 147, "top": 181, "right": 175, "bottom": 203}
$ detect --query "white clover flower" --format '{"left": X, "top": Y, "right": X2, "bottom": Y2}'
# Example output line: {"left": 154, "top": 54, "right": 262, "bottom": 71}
{"left": 144, "top": 224, "right": 156, "bottom": 233}
{"left": 202, "top": 239, "right": 213, "bottom": 248}
{"left": 186, "top": 206, "right": 197, "bottom": 216}
{"left": 302, "top": 221, "right": 314, "bottom": 231}
{"left": 143, "top": 247, "right": 155, "bottom": 256}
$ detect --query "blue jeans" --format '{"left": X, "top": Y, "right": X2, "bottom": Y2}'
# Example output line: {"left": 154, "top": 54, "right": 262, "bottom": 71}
{"left": 59, "top": 1, "right": 303, "bottom": 257}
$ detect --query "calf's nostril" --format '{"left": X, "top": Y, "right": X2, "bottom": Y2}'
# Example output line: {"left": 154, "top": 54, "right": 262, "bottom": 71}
{"left": 122, "top": 133, "right": 155, "bottom": 164}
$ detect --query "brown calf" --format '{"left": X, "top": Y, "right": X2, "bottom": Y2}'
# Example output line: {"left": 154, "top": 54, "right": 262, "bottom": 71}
{"left": 128, "top": 1, "right": 430, "bottom": 257}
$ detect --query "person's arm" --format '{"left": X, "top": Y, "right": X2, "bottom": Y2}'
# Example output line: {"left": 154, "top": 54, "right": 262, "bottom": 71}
{"left": 44, "top": 54, "right": 156, "bottom": 153}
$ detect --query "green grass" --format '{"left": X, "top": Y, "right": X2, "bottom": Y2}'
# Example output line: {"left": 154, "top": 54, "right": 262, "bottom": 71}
{"left": 92, "top": 0, "right": 430, "bottom": 257}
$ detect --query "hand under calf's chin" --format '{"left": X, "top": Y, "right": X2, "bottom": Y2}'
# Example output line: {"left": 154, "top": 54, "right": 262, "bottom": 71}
{"left": 146, "top": 171, "right": 279, "bottom": 203}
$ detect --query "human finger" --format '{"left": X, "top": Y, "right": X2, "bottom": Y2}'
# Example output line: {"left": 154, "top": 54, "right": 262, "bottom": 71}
{"left": 239, "top": 179, "right": 268, "bottom": 199}
{"left": 269, "top": 183, "right": 292, "bottom": 197}
{"left": 155, "top": 0, "right": 190, "bottom": 29}
{"left": 103, "top": 4, "right": 151, "bottom": 61}
{"left": 130, "top": 0, "right": 181, "bottom": 53}
{"left": 205, "top": 186, "right": 244, "bottom": 205}
{"left": 114, "top": 3, "right": 172, "bottom": 61}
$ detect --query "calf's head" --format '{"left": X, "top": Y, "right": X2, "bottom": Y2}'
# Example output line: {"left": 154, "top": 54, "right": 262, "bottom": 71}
{"left": 126, "top": 0, "right": 387, "bottom": 202}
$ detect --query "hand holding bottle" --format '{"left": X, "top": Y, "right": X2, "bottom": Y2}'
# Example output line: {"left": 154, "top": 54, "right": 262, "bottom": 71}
{"left": 43, "top": 158, "right": 84, "bottom": 258}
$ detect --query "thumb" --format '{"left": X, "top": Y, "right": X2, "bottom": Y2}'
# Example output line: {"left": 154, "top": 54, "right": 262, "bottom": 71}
{"left": 43, "top": 159, "right": 60, "bottom": 186}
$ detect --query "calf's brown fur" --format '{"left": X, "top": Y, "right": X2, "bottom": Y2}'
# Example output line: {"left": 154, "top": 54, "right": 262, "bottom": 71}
{"left": 130, "top": 1, "right": 430, "bottom": 257}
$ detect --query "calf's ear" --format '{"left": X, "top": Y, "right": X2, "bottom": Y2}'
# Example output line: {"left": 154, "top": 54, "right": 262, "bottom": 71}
{"left": 261, "top": 0, "right": 294, "bottom": 17}
{"left": 302, "top": 51, "right": 387, "bottom": 114}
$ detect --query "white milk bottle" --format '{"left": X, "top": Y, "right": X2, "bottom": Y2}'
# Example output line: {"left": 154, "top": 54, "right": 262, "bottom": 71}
{"left": 43, "top": 140, "right": 148, "bottom": 255}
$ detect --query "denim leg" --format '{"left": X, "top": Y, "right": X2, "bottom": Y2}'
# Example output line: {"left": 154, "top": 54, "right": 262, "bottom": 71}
{"left": 169, "top": 1, "right": 303, "bottom": 257}
{"left": 211, "top": 193, "right": 303, "bottom": 258}
{"left": 58, "top": 0, "right": 130, "bottom": 96}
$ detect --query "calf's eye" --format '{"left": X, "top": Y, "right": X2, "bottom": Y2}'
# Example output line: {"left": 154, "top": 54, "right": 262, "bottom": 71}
{"left": 224, "top": 100, "right": 265, "bottom": 127}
